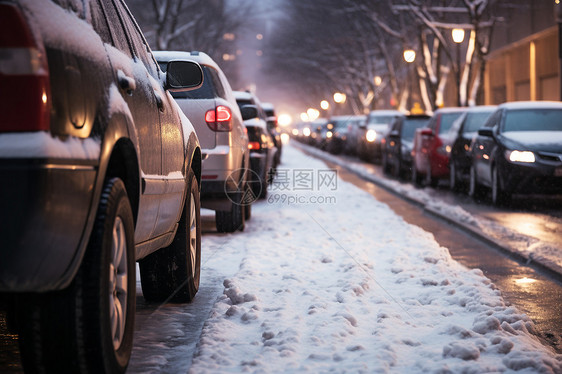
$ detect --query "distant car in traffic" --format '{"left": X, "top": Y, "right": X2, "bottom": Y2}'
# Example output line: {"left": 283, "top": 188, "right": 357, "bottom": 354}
{"left": 382, "top": 114, "right": 430, "bottom": 179}
{"left": 469, "top": 101, "right": 562, "bottom": 205}
{"left": 234, "top": 91, "right": 277, "bottom": 199}
{"left": 261, "top": 102, "right": 283, "bottom": 167}
{"left": 0, "top": 1, "right": 204, "bottom": 372}
{"left": 154, "top": 51, "right": 251, "bottom": 233}
{"left": 326, "top": 116, "right": 354, "bottom": 154}
{"left": 447, "top": 106, "right": 497, "bottom": 191}
{"left": 358, "top": 110, "right": 404, "bottom": 163}
{"left": 344, "top": 115, "right": 367, "bottom": 155}
{"left": 411, "top": 107, "right": 467, "bottom": 187}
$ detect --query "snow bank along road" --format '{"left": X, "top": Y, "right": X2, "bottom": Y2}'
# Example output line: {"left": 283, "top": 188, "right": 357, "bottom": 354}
{"left": 129, "top": 143, "right": 560, "bottom": 373}
{"left": 293, "top": 141, "right": 562, "bottom": 281}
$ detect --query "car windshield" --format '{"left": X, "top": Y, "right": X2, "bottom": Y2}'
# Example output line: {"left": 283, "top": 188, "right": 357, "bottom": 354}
{"left": 332, "top": 119, "right": 350, "bottom": 130}
{"left": 439, "top": 112, "right": 463, "bottom": 134}
{"left": 463, "top": 111, "right": 495, "bottom": 132}
{"left": 502, "top": 109, "right": 562, "bottom": 132}
{"left": 159, "top": 63, "right": 215, "bottom": 99}
{"left": 368, "top": 115, "right": 395, "bottom": 125}
{"left": 402, "top": 118, "right": 429, "bottom": 140}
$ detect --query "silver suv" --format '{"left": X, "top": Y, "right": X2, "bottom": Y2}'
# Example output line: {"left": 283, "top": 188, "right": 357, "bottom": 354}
{"left": 0, "top": 0, "right": 203, "bottom": 372}
{"left": 153, "top": 51, "right": 250, "bottom": 233}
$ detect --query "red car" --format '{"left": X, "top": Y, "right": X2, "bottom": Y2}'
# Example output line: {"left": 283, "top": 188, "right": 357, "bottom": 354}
{"left": 411, "top": 107, "right": 467, "bottom": 186}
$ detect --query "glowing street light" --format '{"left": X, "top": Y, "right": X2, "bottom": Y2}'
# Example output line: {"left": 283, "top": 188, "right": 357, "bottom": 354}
{"left": 403, "top": 49, "right": 416, "bottom": 63}
{"left": 452, "top": 28, "right": 465, "bottom": 107}
{"left": 300, "top": 112, "right": 309, "bottom": 122}
{"left": 277, "top": 113, "right": 292, "bottom": 127}
{"left": 374, "top": 76, "right": 382, "bottom": 86}
{"left": 452, "top": 28, "right": 465, "bottom": 44}
{"left": 320, "top": 100, "right": 330, "bottom": 110}
{"left": 333, "top": 92, "right": 346, "bottom": 103}
{"left": 307, "top": 108, "right": 320, "bottom": 121}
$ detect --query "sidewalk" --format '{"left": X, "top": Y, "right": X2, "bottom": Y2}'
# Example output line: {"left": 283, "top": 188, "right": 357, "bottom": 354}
{"left": 292, "top": 141, "right": 562, "bottom": 282}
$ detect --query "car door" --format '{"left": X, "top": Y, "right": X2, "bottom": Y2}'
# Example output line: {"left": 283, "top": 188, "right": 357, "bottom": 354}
{"left": 100, "top": 0, "right": 163, "bottom": 243}
{"left": 473, "top": 110, "right": 501, "bottom": 187}
{"left": 116, "top": 6, "right": 186, "bottom": 237}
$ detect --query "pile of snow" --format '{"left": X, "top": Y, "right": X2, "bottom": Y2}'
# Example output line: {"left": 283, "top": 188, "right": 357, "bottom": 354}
{"left": 187, "top": 144, "right": 560, "bottom": 373}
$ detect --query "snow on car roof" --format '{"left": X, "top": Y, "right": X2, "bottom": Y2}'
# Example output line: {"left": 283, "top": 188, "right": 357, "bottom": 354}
{"left": 499, "top": 101, "right": 562, "bottom": 110}
{"left": 152, "top": 50, "right": 219, "bottom": 69}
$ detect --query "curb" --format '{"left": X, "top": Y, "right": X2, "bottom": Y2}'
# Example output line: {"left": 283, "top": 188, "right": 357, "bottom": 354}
{"left": 292, "top": 141, "right": 562, "bottom": 283}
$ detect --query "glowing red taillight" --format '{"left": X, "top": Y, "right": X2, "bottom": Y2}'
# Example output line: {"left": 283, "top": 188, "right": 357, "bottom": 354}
{"left": 0, "top": 4, "right": 51, "bottom": 132}
{"left": 248, "top": 141, "right": 261, "bottom": 150}
{"left": 205, "top": 105, "right": 232, "bottom": 132}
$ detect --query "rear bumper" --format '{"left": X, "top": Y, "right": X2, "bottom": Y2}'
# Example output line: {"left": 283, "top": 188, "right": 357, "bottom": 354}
{"left": 0, "top": 159, "right": 97, "bottom": 292}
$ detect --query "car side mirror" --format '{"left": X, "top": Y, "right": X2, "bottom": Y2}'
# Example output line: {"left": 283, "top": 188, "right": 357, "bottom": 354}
{"left": 240, "top": 105, "right": 258, "bottom": 121}
{"left": 478, "top": 128, "right": 494, "bottom": 137}
{"left": 165, "top": 60, "right": 203, "bottom": 91}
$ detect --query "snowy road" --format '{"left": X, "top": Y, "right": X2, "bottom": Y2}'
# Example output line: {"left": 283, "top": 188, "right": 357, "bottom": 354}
{"left": 129, "top": 144, "right": 560, "bottom": 373}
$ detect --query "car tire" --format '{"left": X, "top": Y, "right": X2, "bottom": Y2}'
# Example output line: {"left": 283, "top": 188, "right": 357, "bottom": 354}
{"left": 491, "top": 165, "right": 511, "bottom": 206}
{"left": 17, "top": 178, "right": 136, "bottom": 373}
{"left": 411, "top": 164, "right": 423, "bottom": 187}
{"left": 468, "top": 165, "right": 485, "bottom": 200}
{"left": 382, "top": 151, "right": 391, "bottom": 175}
{"left": 449, "top": 160, "right": 460, "bottom": 192}
{"left": 139, "top": 169, "right": 201, "bottom": 303}
{"left": 216, "top": 190, "right": 245, "bottom": 233}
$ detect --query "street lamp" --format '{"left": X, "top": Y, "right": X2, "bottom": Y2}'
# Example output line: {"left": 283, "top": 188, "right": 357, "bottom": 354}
{"left": 320, "top": 100, "right": 330, "bottom": 110}
{"left": 333, "top": 92, "right": 346, "bottom": 103}
{"left": 452, "top": 28, "right": 465, "bottom": 107}
{"left": 403, "top": 49, "right": 416, "bottom": 111}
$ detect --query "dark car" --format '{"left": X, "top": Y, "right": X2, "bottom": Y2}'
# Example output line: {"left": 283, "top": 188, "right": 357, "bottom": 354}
{"left": 448, "top": 106, "right": 496, "bottom": 191}
{"left": 344, "top": 115, "right": 367, "bottom": 155}
{"left": 358, "top": 110, "right": 404, "bottom": 163}
{"left": 326, "top": 116, "right": 354, "bottom": 154}
{"left": 382, "top": 114, "right": 430, "bottom": 179}
{"left": 0, "top": 0, "right": 203, "bottom": 372}
{"left": 469, "top": 101, "right": 562, "bottom": 205}
{"left": 262, "top": 102, "right": 283, "bottom": 168}
{"left": 234, "top": 91, "right": 277, "bottom": 200}
{"left": 411, "top": 107, "right": 467, "bottom": 187}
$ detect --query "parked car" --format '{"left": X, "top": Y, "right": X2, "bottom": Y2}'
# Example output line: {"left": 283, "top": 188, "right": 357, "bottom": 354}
{"left": 311, "top": 118, "right": 330, "bottom": 149}
{"left": 0, "top": 1, "right": 204, "bottom": 372}
{"left": 261, "top": 102, "right": 283, "bottom": 167}
{"left": 382, "top": 114, "right": 430, "bottom": 179}
{"left": 411, "top": 107, "right": 467, "bottom": 187}
{"left": 469, "top": 101, "right": 562, "bottom": 205}
{"left": 448, "top": 106, "right": 497, "bottom": 191}
{"left": 234, "top": 91, "right": 277, "bottom": 199}
{"left": 344, "top": 115, "right": 367, "bottom": 155}
{"left": 358, "top": 110, "right": 404, "bottom": 163}
{"left": 153, "top": 51, "right": 250, "bottom": 233}
{"left": 326, "top": 115, "right": 354, "bottom": 154}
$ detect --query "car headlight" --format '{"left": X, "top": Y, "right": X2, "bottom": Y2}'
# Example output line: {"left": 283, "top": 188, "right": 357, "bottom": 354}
{"left": 506, "top": 150, "right": 535, "bottom": 163}
{"left": 303, "top": 127, "right": 311, "bottom": 137}
{"left": 326, "top": 131, "right": 333, "bottom": 138}
{"left": 366, "top": 129, "right": 377, "bottom": 142}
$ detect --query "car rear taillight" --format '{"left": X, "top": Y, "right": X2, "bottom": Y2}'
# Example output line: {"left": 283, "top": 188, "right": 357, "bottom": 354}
{"left": 205, "top": 105, "right": 232, "bottom": 132}
{"left": 248, "top": 141, "right": 261, "bottom": 150}
{"left": 0, "top": 4, "right": 51, "bottom": 132}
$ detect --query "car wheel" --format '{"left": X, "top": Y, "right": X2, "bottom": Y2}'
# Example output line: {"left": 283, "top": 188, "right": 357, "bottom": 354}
{"left": 411, "top": 164, "right": 422, "bottom": 187}
{"left": 491, "top": 165, "right": 511, "bottom": 206}
{"left": 468, "top": 165, "right": 485, "bottom": 200}
{"left": 216, "top": 190, "right": 245, "bottom": 233}
{"left": 139, "top": 169, "right": 201, "bottom": 303}
{"left": 18, "top": 178, "right": 136, "bottom": 373}
{"left": 449, "top": 161, "right": 460, "bottom": 191}
{"left": 382, "top": 152, "right": 391, "bottom": 175}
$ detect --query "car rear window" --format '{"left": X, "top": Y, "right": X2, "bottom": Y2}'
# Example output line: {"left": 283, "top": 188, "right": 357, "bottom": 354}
{"left": 464, "top": 111, "right": 494, "bottom": 132}
{"left": 368, "top": 115, "right": 395, "bottom": 125}
{"left": 402, "top": 118, "right": 429, "bottom": 140}
{"left": 439, "top": 112, "right": 463, "bottom": 134}
{"left": 503, "top": 109, "right": 562, "bottom": 132}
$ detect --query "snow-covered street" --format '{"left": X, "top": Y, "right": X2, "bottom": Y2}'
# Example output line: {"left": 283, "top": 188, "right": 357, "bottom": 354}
{"left": 129, "top": 144, "right": 561, "bottom": 373}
